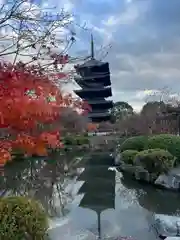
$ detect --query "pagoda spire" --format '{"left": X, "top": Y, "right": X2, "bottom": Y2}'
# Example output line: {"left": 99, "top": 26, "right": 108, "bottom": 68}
{"left": 74, "top": 33, "right": 113, "bottom": 122}
{"left": 91, "top": 34, "right": 95, "bottom": 59}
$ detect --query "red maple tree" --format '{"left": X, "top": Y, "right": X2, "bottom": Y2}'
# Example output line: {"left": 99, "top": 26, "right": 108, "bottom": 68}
{"left": 0, "top": 60, "right": 82, "bottom": 166}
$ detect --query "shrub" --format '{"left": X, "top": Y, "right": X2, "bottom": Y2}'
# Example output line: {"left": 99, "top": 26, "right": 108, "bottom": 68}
{"left": 147, "top": 134, "right": 180, "bottom": 162}
{"left": 63, "top": 135, "right": 77, "bottom": 145}
{"left": 76, "top": 135, "right": 89, "bottom": 145}
{"left": 134, "top": 148, "right": 176, "bottom": 175}
{"left": 0, "top": 196, "right": 48, "bottom": 240}
{"left": 121, "top": 150, "right": 139, "bottom": 165}
{"left": 63, "top": 135, "right": 89, "bottom": 146}
{"left": 119, "top": 135, "right": 148, "bottom": 152}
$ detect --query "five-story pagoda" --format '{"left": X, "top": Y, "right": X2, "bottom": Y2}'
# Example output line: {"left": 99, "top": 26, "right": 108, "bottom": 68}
{"left": 74, "top": 35, "right": 113, "bottom": 122}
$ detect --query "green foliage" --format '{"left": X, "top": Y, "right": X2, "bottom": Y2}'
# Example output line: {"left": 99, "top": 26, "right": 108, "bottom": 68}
{"left": 63, "top": 134, "right": 89, "bottom": 146}
{"left": 76, "top": 135, "right": 89, "bottom": 145}
{"left": 119, "top": 135, "right": 148, "bottom": 152}
{"left": 111, "top": 101, "right": 133, "bottom": 122}
{"left": 0, "top": 196, "right": 48, "bottom": 240}
{"left": 121, "top": 150, "right": 139, "bottom": 165}
{"left": 147, "top": 134, "right": 180, "bottom": 161}
{"left": 135, "top": 148, "right": 176, "bottom": 175}
{"left": 63, "top": 135, "right": 77, "bottom": 145}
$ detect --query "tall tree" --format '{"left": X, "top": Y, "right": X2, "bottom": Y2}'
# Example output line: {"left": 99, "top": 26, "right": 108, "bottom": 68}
{"left": 111, "top": 101, "right": 133, "bottom": 122}
{"left": 0, "top": 62, "right": 85, "bottom": 167}
{"left": 0, "top": 0, "right": 79, "bottom": 85}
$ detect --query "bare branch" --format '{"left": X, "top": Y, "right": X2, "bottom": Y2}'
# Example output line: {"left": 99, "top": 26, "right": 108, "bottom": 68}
{"left": 0, "top": 0, "right": 76, "bottom": 71}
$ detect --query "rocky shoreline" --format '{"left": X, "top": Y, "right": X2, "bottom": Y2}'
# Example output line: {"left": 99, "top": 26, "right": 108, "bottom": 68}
{"left": 115, "top": 153, "right": 180, "bottom": 191}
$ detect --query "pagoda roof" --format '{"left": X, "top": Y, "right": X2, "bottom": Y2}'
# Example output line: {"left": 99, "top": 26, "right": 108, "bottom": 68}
{"left": 88, "top": 111, "right": 111, "bottom": 118}
{"left": 78, "top": 180, "right": 115, "bottom": 195}
{"left": 79, "top": 193, "right": 115, "bottom": 212}
{"left": 74, "top": 75, "right": 111, "bottom": 87}
{"left": 74, "top": 74, "right": 110, "bottom": 81}
{"left": 91, "top": 116, "right": 112, "bottom": 122}
{"left": 76, "top": 59, "right": 107, "bottom": 68}
{"left": 74, "top": 87, "right": 112, "bottom": 98}
{"left": 88, "top": 99, "right": 113, "bottom": 105}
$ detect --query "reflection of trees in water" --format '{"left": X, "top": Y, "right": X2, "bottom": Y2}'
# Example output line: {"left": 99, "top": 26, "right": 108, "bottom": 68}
{"left": 121, "top": 177, "right": 180, "bottom": 215}
{"left": 0, "top": 150, "right": 86, "bottom": 217}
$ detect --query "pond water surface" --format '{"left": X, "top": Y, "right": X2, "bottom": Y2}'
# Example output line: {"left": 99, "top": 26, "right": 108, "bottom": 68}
{"left": 1, "top": 151, "right": 180, "bottom": 239}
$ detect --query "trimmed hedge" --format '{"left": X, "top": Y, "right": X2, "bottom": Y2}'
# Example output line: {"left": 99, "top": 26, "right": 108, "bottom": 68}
{"left": 134, "top": 148, "right": 176, "bottom": 175}
{"left": 63, "top": 135, "right": 89, "bottom": 146}
{"left": 63, "top": 135, "right": 77, "bottom": 145}
{"left": 119, "top": 135, "right": 148, "bottom": 152}
{"left": 0, "top": 196, "right": 48, "bottom": 240}
{"left": 121, "top": 150, "right": 139, "bottom": 165}
{"left": 76, "top": 135, "right": 89, "bottom": 145}
{"left": 147, "top": 134, "right": 180, "bottom": 162}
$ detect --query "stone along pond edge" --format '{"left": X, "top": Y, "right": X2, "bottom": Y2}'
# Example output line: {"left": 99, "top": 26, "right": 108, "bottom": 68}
{"left": 115, "top": 153, "right": 180, "bottom": 191}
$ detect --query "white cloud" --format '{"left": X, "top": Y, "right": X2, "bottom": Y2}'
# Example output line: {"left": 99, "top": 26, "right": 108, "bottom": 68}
{"left": 107, "top": 41, "right": 180, "bottom": 110}
{"left": 111, "top": 89, "right": 151, "bottom": 112}
{"left": 63, "top": 1, "right": 74, "bottom": 12}
{"left": 41, "top": 0, "right": 75, "bottom": 12}
{"left": 89, "top": 2, "right": 147, "bottom": 47}
{"left": 102, "top": 4, "right": 139, "bottom": 27}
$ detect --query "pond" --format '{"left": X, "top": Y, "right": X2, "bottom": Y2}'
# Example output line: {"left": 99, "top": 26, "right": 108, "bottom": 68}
{"left": 1, "top": 151, "right": 180, "bottom": 239}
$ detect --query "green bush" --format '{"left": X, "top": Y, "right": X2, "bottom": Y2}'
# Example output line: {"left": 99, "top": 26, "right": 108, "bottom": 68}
{"left": 0, "top": 196, "right": 48, "bottom": 240}
{"left": 134, "top": 148, "right": 176, "bottom": 175}
{"left": 63, "top": 135, "right": 77, "bottom": 145}
{"left": 119, "top": 135, "right": 148, "bottom": 152}
{"left": 76, "top": 135, "right": 89, "bottom": 145}
{"left": 121, "top": 150, "right": 139, "bottom": 165}
{"left": 147, "top": 134, "right": 180, "bottom": 162}
{"left": 63, "top": 135, "right": 89, "bottom": 146}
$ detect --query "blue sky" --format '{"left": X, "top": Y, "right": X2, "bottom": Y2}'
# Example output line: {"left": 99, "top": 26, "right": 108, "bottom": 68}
{"left": 35, "top": 0, "right": 180, "bottom": 111}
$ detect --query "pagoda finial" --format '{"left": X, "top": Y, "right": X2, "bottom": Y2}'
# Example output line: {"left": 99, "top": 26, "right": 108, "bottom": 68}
{"left": 91, "top": 34, "right": 94, "bottom": 59}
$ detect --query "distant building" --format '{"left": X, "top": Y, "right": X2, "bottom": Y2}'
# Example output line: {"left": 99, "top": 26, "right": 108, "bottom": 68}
{"left": 74, "top": 35, "right": 113, "bottom": 122}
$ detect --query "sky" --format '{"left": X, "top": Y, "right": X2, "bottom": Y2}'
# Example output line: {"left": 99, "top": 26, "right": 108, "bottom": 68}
{"left": 4, "top": 0, "right": 180, "bottom": 112}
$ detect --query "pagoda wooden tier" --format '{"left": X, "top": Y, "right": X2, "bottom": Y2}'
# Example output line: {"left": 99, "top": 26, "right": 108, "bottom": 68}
{"left": 88, "top": 99, "right": 113, "bottom": 110}
{"left": 74, "top": 87, "right": 112, "bottom": 99}
{"left": 74, "top": 34, "right": 113, "bottom": 122}
{"left": 74, "top": 58, "right": 113, "bottom": 122}
{"left": 88, "top": 111, "right": 110, "bottom": 116}
{"left": 75, "top": 59, "right": 110, "bottom": 77}
{"left": 74, "top": 75, "right": 111, "bottom": 87}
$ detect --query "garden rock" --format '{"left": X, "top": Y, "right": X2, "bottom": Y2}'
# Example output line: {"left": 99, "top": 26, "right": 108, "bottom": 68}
{"left": 120, "top": 163, "right": 137, "bottom": 175}
{"left": 166, "top": 238, "right": 180, "bottom": 240}
{"left": 155, "top": 166, "right": 180, "bottom": 190}
{"left": 134, "top": 167, "right": 151, "bottom": 182}
{"left": 152, "top": 214, "right": 180, "bottom": 238}
{"left": 166, "top": 237, "right": 180, "bottom": 240}
{"left": 118, "top": 162, "right": 151, "bottom": 182}
{"left": 115, "top": 153, "right": 123, "bottom": 165}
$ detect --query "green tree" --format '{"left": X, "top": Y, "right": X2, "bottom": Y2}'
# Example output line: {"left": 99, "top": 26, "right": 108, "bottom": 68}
{"left": 111, "top": 101, "right": 133, "bottom": 122}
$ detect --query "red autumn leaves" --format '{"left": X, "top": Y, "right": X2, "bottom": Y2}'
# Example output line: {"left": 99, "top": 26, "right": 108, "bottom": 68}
{"left": 0, "top": 62, "right": 67, "bottom": 166}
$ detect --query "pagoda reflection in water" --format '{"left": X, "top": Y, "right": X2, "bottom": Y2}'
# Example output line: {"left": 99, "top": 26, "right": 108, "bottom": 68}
{"left": 74, "top": 35, "right": 113, "bottom": 122}
{"left": 77, "top": 153, "right": 115, "bottom": 239}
